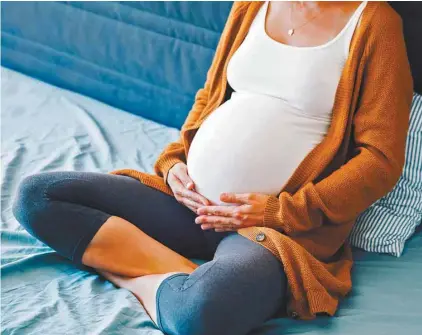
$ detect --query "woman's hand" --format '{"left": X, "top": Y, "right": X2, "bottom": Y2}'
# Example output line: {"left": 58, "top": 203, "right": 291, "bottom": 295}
{"left": 167, "top": 162, "right": 212, "bottom": 213}
{"left": 195, "top": 192, "right": 269, "bottom": 232}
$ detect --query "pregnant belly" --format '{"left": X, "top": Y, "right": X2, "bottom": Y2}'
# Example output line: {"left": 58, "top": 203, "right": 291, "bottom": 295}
{"left": 186, "top": 92, "right": 330, "bottom": 205}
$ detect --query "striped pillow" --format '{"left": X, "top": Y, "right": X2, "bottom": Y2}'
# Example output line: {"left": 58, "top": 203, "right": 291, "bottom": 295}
{"left": 348, "top": 93, "right": 422, "bottom": 257}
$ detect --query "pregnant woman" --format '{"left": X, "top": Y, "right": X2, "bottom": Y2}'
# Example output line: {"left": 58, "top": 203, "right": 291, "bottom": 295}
{"left": 12, "top": 1, "right": 413, "bottom": 335}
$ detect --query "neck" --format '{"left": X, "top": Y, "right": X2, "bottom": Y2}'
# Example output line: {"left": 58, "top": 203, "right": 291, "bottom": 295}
{"left": 288, "top": 1, "right": 363, "bottom": 12}
{"left": 291, "top": 1, "right": 321, "bottom": 10}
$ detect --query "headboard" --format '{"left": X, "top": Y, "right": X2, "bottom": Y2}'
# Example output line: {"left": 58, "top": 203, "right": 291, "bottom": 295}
{"left": 1, "top": 1, "right": 420, "bottom": 130}
{"left": 1, "top": 1, "right": 233, "bottom": 129}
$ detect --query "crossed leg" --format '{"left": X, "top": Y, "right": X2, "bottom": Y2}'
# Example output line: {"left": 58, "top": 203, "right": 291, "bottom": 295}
{"left": 12, "top": 171, "right": 287, "bottom": 334}
{"left": 99, "top": 233, "right": 287, "bottom": 335}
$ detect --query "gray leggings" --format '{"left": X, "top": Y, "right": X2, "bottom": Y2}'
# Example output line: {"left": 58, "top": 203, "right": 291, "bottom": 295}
{"left": 12, "top": 171, "right": 287, "bottom": 335}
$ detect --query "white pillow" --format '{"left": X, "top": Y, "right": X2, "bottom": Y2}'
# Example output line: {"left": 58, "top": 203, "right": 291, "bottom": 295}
{"left": 348, "top": 92, "right": 422, "bottom": 257}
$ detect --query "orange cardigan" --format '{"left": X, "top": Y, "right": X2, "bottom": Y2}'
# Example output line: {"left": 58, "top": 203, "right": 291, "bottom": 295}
{"left": 109, "top": 1, "right": 413, "bottom": 320}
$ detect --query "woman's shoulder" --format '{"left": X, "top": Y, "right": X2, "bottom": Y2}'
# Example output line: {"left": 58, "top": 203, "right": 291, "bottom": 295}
{"left": 229, "top": 1, "right": 266, "bottom": 20}
{"left": 366, "top": 2, "right": 404, "bottom": 36}
{"left": 231, "top": 1, "right": 254, "bottom": 13}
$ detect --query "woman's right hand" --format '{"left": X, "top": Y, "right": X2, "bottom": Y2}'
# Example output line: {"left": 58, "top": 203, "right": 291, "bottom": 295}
{"left": 167, "top": 162, "right": 211, "bottom": 213}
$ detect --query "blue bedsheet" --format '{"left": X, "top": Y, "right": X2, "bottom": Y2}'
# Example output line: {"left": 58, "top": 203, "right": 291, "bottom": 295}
{"left": 2, "top": 68, "right": 422, "bottom": 334}
{"left": 1, "top": 67, "right": 179, "bottom": 334}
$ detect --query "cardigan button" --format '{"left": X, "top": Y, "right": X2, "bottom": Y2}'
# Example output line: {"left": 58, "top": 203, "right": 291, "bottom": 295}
{"left": 291, "top": 311, "right": 299, "bottom": 319}
{"left": 256, "top": 232, "right": 266, "bottom": 242}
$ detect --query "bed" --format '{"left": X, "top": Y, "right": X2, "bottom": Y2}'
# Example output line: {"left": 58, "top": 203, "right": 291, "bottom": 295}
{"left": 2, "top": 2, "right": 422, "bottom": 334}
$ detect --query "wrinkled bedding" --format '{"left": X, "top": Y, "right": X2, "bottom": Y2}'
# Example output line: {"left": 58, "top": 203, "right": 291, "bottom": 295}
{"left": 1, "top": 67, "right": 422, "bottom": 334}
{"left": 1, "top": 67, "right": 180, "bottom": 334}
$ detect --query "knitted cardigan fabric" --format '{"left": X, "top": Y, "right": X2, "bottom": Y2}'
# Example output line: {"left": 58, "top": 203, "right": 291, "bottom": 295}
{"left": 109, "top": 1, "right": 413, "bottom": 320}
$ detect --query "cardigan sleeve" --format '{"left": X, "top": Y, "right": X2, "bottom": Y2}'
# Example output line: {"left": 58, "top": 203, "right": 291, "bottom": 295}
{"left": 153, "top": 2, "right": 243, "bottom": 186}
{"left": 262, "top": 13, "right": 414, "bottom": 236}
{"left": 153, "top": 85, "right": 209, "bottom": 186}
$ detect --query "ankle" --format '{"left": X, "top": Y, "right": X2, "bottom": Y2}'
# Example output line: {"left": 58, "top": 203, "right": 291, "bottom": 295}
{"left": 151, "top": 261, "right": 198, "bottom": 275}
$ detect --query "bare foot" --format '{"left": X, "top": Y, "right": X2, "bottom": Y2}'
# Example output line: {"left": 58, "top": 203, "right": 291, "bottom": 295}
{"left": 98, "top": 270, "right": 186, "bottom": 327}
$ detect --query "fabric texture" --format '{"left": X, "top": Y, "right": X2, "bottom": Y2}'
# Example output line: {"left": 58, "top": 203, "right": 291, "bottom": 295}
{"left": 1, "top": 1, "right": 233, "bottom": 129}
{"left": 228, "top": 1, "right": 366, "bottom": 116}
{"left": 349, "top": 93, "right": 422, "bottom": 256}
{"left": 109, "top": 1, "right": 414, "bottom": 320}
{"left": 156, "top": 233, "right": 287, "bottom": 335}
{"left": 11, "top": 169, "right": 287, "bottom": 335}
{"left": 11, "top": 170, "right": 231, "bottom": 263}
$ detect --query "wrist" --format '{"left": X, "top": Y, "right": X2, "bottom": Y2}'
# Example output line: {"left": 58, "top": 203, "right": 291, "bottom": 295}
{"left": 163, "top": 160, "right": 184, "bottom": 186}
{"left": 262, "top": 194, "right": 281, "bottom": 229}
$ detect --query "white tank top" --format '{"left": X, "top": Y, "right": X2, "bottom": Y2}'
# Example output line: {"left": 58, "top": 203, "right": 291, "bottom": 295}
{"left": 186, "top": 1, "right": 367, "bottom": 206}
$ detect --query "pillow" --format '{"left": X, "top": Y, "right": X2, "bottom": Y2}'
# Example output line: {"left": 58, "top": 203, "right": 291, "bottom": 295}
{"left": 348, "top": 92, "right": 422, "bottom": 257}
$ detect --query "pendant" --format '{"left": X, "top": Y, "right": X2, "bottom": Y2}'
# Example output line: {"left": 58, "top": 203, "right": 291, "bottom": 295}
{"left": 288, "top": 29, "right": 294, "bottom": 36}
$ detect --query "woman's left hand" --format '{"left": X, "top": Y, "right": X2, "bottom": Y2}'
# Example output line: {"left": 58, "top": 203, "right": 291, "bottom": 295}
{"left": 195, "top": 192, "right": 269, "bottom": 232}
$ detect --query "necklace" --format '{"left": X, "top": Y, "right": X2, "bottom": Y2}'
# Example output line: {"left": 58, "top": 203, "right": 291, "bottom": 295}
{"left": 287, "top": 3, "right": 325, "bottom": 36}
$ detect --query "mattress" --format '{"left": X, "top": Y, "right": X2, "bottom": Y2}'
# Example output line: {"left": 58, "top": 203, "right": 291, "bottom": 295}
{"left": 1, "top": 67, "right": 422, "bottom": 334}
